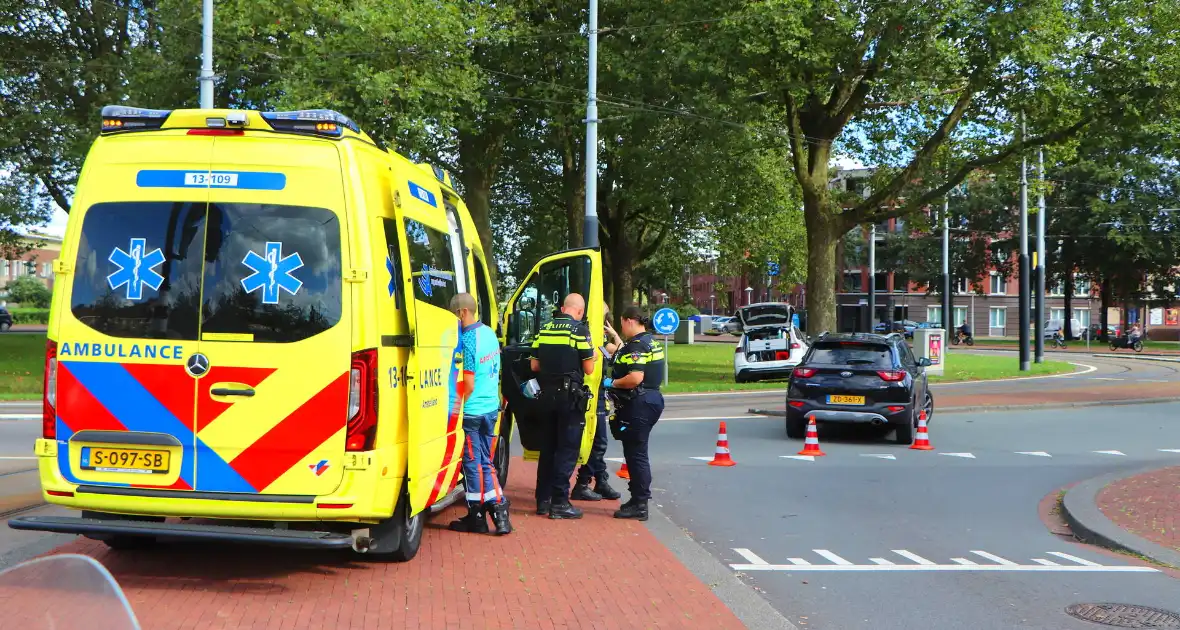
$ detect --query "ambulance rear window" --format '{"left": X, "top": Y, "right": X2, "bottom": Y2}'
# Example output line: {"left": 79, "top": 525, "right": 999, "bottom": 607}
{"left": 70, "top": 202, "right": 207, "bottom": 340}
{"left": 200, "top": 203, "right": 343, "bottom": 343}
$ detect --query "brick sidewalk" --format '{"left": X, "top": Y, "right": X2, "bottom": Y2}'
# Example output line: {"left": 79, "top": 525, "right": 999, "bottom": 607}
{"left": 40, "top": 458, "right": 746, "bottom": 630}
{"left": 1097, "top": 466, "right": 1180, "bottom": 554}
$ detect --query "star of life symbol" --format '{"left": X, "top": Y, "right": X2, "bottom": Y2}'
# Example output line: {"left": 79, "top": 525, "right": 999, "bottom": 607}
{"left": 107, "top": 237, "right": 165, "bottom": 300}
{"left": 241, "top": 241, "right": 304, "bottom": 305}
{"left": 386, "top": 256, "right": 396, "bottom": 297}
{"left": 418, "top": 264, "right": 433, "bottom": 297}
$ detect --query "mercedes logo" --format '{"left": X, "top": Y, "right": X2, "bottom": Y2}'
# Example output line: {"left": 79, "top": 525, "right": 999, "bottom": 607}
{"left": 186, "top": 353, "right": 210, "bottom": 377}
{"left": 840, "top": 371, "right": 853, "bottom": 377}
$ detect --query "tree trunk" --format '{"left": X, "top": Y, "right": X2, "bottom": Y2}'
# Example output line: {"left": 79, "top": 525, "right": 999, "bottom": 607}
{"left": 560, "top": 130, "right": 584, "bottom": 249}
{"left": 458, "top": 127, "right": 505, "bottom": 287}
{"left": 1063, "top": 268, "right": 1074, "bottom": 339}
{"left": 804, "top": 206, "right": 840, "bottom": 335}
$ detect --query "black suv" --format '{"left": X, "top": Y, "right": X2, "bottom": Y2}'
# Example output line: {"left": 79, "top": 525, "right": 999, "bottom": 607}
{"left": 785, "top": 332, "right": 934, "bottom": 444}
{"left": 0, "top": 306, "right": 11, "bottom": 332}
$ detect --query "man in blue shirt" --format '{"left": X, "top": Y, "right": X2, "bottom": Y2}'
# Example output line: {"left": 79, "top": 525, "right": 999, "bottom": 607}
{"left": 448, "top": 293, "right": 512, "bottom": 535}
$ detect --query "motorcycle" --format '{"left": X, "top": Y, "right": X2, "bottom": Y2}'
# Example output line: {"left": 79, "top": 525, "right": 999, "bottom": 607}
{"left": 0, "top": 554, "right": 139, "bottom": 630}
{"left": 950, "top": 330, "right": 975, "bottom": 346}
{"left": 1109, "top": 334, "right": 1144, "bottom": 353}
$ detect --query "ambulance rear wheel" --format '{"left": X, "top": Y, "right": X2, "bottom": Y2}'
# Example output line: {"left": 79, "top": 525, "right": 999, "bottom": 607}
{"left": 388, "top": 492, "right": 423, "bottom": 562}
{"left": 494, "top": 421, "right": 512, "bottom": 489}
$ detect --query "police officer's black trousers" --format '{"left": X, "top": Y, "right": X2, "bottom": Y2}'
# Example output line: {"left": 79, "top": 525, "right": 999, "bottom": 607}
{"left": 535, "top": 393, "right": 587, "bottom": 502}
{"left": 618, "top": 390, "right": 664, "bottom": 502}
{"left": 576, "top": 399, "right": 609, "bottom": 485}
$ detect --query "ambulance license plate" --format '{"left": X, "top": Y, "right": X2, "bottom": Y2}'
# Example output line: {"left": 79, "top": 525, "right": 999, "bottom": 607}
{"left": 827, "top": 395, "right": 865, "bottom": 405}
{"left": 81, "top": 447, "right": 169, "bottom": 474}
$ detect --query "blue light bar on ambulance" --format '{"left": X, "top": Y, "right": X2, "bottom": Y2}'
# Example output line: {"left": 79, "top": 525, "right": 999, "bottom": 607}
{"left": 260, "top": 109, "right": 361, "bottom": 138}
{"left": 100, "top": 105, "right": 172, "bottom": 133}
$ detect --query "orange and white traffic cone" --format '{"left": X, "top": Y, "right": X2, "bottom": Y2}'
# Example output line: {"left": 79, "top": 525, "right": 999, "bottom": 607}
{"left": 797, "top": 415, "right": 826, "bottom": 456}
{"left": 910, "top": 410, "right": 933, "bottom": 451}
{"left": 708, "top": 421, "right": 737, "bottom": 466}
{"left": 617, "top": 463, "right": 630, "bottom": 479}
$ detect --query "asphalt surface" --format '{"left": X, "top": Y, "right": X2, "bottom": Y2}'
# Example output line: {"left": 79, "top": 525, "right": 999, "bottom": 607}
{"left": 662, "top": 349, "right": 1180, "bottom": 420}
{"left": 648, "top": 403, "right": 1180, "bottom": 629}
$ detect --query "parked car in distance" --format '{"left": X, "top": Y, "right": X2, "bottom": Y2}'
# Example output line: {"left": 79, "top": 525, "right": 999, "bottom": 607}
{"left": 734, "top": 303, "right": 809, "bottom": 383}
{"left": 873, "top": 319, "right": 919, "bottom": 338}
{"left": 1042, "top": 318, "right": 1084, "bottom": 340}
{"left": 786, "top": 332, "right": 933, "bottom": 445}
{"left": 1083, "top": 323, "right": 1121, "bottom": 340}
{"left": 706, "top": 316, "right": 733, "bottom": 335}
{"left": 0, "top": 306, "right": 11, "bottom": 332}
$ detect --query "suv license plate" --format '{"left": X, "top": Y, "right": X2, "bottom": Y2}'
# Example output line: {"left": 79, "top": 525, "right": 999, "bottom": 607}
{"left": 827, "top": 395, "right": 865, "bottom": 405}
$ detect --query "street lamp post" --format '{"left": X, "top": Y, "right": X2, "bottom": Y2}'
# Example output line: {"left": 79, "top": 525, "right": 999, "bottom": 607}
{"left": 868, "top": 223, "right": 877, "bottom": 332}
{"left": 1035, "top": 149, "right": 1046, "bottom": 363}
{"left": 942, "top": 197, "right": 951, "bottom": 331}
{"left": 199, "top": 0, "right": 214, "bottom": 108}
{"left": 745, "top": 286, "right": 753, "bottom": 306}
{"left": 582, "top": 0, "right": 600, "bottom": 248}
{"left": 1018, "top": 117, "right": 1031, "bottom": 371}
{"left": 710, "top": 294, "right": 715, "bottom": 315}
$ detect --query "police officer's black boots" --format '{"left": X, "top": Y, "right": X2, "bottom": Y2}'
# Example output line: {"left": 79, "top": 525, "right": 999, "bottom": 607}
{"left": 613, "top": 499, "right": 648, "bottom": 521}
{"left": 593, "top": 474, "right": 622, "bottom": 500}
{"left": 571, "top": 477, "right": 603, "bottom": 501}
{"left": 448, "top": 503, "right": 490, "bottom": 533}
{"left": 548, "top": 498, "right": 584, "bottom": 520}
{"left": 486, "top": 499, "right": 513, "bottom": 535}
{"left": 535, "top": 499, "right": 551, "bottom": 515}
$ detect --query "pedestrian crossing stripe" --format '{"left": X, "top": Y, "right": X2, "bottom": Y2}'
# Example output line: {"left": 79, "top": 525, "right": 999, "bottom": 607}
{"left": 728, "top": 548, "right": 1157, "bottom": 573}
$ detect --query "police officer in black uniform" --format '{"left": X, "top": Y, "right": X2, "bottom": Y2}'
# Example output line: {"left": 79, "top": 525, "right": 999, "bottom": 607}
{"left": 530, "top": 293, "right": 596, "bottom": 519}
{"left": 605, "top": 306, "right": 666, "bottom": 521}
{"left": 572, "top": 306, "right": 623, "bottom": 502}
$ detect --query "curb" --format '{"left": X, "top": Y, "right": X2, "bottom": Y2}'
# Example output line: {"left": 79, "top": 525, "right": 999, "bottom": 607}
{"left": 1089, "top": 353, "right": 1180, "bottom": 363}
{"left": 1062, "top": 465, "right": 1180, "bottom": 570}
{"left": 748, "top": 396, "right": 1180, "bottom": 418}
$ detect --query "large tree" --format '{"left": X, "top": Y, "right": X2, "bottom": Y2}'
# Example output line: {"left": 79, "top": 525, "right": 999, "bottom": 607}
{"left": 683, "top": 0, "right": 1180, "bottom": 333}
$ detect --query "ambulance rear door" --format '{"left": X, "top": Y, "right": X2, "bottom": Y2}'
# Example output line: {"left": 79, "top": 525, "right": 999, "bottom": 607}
{"left": 390, "top": 175, "right": 468, "bottom": 515}
{"left": 51, "top": 129, "right": 213, "bottom": 492}
{"left": 499, "top": 249, "right": 604, "bottom": 463}
{"left": 190, "top": 134, "right": 351, "bottom": 497}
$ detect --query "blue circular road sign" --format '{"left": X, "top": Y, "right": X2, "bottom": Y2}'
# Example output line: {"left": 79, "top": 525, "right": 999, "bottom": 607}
{"left": 652, "top": 308, "right": 680, "bottom": 335}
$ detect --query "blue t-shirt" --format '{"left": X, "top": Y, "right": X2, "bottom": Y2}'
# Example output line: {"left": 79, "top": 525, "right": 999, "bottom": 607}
{"left": 461, "top": 322, "right": 502, "bottom": 416}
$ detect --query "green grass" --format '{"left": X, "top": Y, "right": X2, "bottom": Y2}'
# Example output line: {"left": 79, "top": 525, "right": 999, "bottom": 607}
{"left": 973, "top": 337, "right": 1179, "bottom": 352}
{"left": 661, "top": 342, "right": 1074, "bottom": 393}
{"left": 927, "top": 353, "right": 1072, "bottom": 383}
{"left": 0, "top": 333, "right": 47, "bottom": 400}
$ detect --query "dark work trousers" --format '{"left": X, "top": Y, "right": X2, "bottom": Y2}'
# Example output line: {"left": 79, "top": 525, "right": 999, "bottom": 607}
{"left": 576, "top": 392, "right": 609, "bottom": 485}
{"left": 536, "top": 391, "right": 587, "bottom": 502}
{"left": 618, "top": 389, "right": 664, "bottom": 502}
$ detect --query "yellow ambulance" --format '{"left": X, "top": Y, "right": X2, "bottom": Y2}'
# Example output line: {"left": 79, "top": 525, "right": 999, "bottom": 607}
{"left": 10, "top": 106, "right": 604, "bottom": 560}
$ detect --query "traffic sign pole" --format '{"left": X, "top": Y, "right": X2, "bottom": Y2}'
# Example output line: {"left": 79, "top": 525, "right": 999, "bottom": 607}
{"left": 652, "top": 307, "right": 680, "bottom": 387}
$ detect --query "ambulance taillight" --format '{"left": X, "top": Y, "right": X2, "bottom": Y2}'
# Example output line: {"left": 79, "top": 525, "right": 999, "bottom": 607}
{"left": 43, "top": 341, "right": 57, "bottom": 439}
{"left": 346, "top": 349, "right": 379, "bottom": 451}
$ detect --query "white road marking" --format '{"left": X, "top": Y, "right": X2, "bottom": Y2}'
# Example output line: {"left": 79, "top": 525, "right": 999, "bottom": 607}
{"left": 971, "top": 551, "right": 1016, "bottom": 565}
{"left": 893, "top": 550, "right": 935, "bottom": 565}
{"left": 861, "top": 454, "right": 896, "bottom": 460}
{"left": 605, "top": 457, "right": 625, "bottom": 463}
{"left": 0, "top": 414, "right": 38, "bottom": 420}
{"left": 1093, "top": 450, "right": 1126, "bottom": 456}
{"left": 1016, "top": 451, "right": 1053, "bottom": 457}
{"left": 780, "top": 455, "right": 815, "bottom": 462}
{"left": 1091, "top": 377, "right": 1125, "bottom": 381}
{"left": 665, "top": 390, "right": 779, "bottom": 399}
{"left": 690, "top": 456, "right": 715, "bottom": 461}
{"left": 0, "top": 456, "right": 36, "bottom": 460}
{"left": 814, "top": 550, "right": 853, "bottom": 565}
{"left": 939, "top": 452, "right": 976, "bottom": 459}
{"left": 663, "top": 415, "right": 769, "bottom": 421}
{"left": 734, "top": 548, "right": 769, "bottom": 565}
{"left": 727, "top": 549, "right": 1153, "bottom": 572}
{"left": 729, "top": 564, "right": 1157, "bottom": 572}
{"left": 932, "top": 361, "right": 1098, "bottom": 386}
{"left": 1159, "top": 449, "right": 1180, "bottom": 454}
{"left": 1048, "top": 552, "right": 1101, "bottom": 567}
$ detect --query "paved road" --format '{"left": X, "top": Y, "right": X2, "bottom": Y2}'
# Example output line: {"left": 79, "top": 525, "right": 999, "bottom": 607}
{"left": 650, "top": 402, "right": 1180, "bottom": 629}
{"left": 662, "top": 349, "right": 1180, "bottom": 420}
